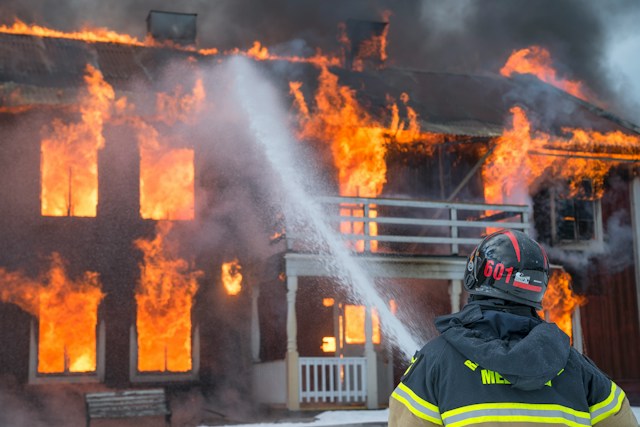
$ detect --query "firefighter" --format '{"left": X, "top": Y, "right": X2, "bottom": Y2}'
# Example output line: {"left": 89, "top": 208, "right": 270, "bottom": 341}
{"left": 389, "top": 229, "right": 638, "bottom": 426}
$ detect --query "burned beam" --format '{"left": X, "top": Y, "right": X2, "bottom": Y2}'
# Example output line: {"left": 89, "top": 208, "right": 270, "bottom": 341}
{"left": 528, "top": 149, "right": 640, "bottom": 163}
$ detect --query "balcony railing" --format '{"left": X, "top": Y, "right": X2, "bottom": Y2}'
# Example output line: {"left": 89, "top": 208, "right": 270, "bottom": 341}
{"left": 286, "top": 196, "right": 530, "bottom": 256}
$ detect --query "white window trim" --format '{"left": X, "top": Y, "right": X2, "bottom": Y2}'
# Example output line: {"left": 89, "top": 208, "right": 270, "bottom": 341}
{"left": 28, "top": 319, "right": 105, "bottom": 384}
{"left": 549, "top": 190, "right": 604, "bottom": 252}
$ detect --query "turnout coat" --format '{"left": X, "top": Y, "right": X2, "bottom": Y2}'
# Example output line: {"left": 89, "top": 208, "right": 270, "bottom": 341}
{"left": 388, "top": 299, "right": 638, "bottom": 427}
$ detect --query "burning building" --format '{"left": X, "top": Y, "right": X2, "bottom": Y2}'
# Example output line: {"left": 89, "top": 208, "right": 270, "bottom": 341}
{"left": 0, "top": 10, "right": 639, "bottom": 420}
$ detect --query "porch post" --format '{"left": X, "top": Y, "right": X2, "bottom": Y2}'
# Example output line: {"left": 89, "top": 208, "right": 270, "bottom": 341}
{"left": 449, "top": 279, "right": 462, "bottom": 313}
{"left": 251, "top": 282, "right": 261, "bottom": 362}
{"left": 285, "top": 275, "right": 300, "bottom": 410}
{"left": 364, "top": 306, "right": 378, "bottom": 409}
{"left": 630, "top": 177, "right": 640, "bottom": 327}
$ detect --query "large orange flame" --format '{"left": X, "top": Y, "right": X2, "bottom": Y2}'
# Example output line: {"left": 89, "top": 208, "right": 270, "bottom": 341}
{"left": 483, "top": 106, "right": 640, "bottom": 207}
{"left": 500, "top": 46, "right": 588, "bottom": 101}
{"left": 40, "top": 64, "right": 114, "bottom": 217}
{"left": 542, "top": 270, "right": 585, "bottom": 341}
{"left": 290, "top": 67, "right": 444, "bottom": 251}
{"left": 221, "top": 259, "right": 243, "bottom": 296}
{"left": 0, "top": 254, "right": 104, "bottom": 373}
{"left": 135, "top": 222, "right": 201, "bottom": 372}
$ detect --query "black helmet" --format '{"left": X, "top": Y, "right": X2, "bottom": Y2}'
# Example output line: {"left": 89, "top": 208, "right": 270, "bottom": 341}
{"left": 463, "top": 229, "right": 549, "bottom": 309}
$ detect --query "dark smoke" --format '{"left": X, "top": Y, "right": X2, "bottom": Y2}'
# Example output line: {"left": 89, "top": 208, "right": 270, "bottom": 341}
{"left": 1, "top": 1, "right": 639, "bottom": 119}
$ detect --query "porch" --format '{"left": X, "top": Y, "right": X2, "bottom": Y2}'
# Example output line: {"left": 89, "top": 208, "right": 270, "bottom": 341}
{"left": 251, "top": 196, "right": 530, "bottom": 410}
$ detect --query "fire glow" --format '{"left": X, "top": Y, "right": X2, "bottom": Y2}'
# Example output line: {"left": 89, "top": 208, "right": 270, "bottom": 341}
{"left": 135, "top": 222, "right": 201, "bottom": 372}
{"left": 344, "top": 305, "right": 381, "bottom": 345}
{"left": 221, "top": 259, "right": 243, "bottom": 296}
{"left": 40, "top": 65, "right": 114, "bottom": 217}
{"left": 0, "top": 254, "right": 104, "bottom": 374}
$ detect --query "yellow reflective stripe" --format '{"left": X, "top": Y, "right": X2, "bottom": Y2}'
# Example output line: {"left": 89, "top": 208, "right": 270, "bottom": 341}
{"left": 590, "top": 382, "right": 626, "bottom": 424}
{"left": 443, "top": 402, "right": 589, "bottom": 419}
{"left": 404, "top": 356, "right": 417, "bottom": 376}
{"left": 390, "top": 382, "right": 442, "bottom": 425}
{"left": 441, "top": 402, "right": 590, "bottom": 427}
{"left": 398, "top": 382, "right": 440, "bottom": 413}
{"left": 446, "top": 415, "right": 588, "bottom": 427}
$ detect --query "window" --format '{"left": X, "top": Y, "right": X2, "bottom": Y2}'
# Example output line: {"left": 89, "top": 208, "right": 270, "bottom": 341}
{"left": 549, "top": 180, "right": 603, "bottom": 250}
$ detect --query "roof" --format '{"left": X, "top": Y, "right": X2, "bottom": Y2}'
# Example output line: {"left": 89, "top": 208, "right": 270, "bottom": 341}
{"left": 0, "top": 31, "right": 638, "bottom": 139}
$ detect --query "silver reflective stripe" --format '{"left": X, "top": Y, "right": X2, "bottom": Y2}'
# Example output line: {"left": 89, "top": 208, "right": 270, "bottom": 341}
{"left": 392, "top": 384, "right": 441, "bottom": 422}
{"left": 590, "top": 384, "right": 624, "bottom": 423}
{"left": 443, "top": 407, "right": 591, "bottom": 426}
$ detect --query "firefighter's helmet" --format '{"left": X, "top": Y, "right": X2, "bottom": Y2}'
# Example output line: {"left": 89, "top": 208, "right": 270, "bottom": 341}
{"left": 463, "top": 229, "right": 549, "bottom": 309}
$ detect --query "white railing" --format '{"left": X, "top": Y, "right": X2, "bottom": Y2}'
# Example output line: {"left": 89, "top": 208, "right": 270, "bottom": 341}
{"left": 299, "top": 357, "right": 366, "bottom": 403}
{"left": 286, "top": 196, "right": 530, "bottom": 255}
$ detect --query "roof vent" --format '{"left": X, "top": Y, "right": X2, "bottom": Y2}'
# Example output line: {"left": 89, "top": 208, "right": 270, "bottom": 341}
{"left": 146, "top": 10, "right": 197, "bottom": 46}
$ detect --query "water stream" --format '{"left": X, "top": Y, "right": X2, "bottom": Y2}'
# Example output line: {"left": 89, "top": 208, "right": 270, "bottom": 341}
{"left": 229, "top": 56, "right": 420, "bottom": 358}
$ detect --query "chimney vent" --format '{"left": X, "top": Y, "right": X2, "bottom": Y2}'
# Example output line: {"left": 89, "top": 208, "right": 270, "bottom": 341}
{"left": 147, "top": 10, "right": 197, "bottom": 46}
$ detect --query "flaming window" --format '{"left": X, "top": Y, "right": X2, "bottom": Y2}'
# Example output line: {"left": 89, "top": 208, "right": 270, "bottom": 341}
{"left": 139, "top": 140, "right": 195, "bottom": 221}
{"left": 40, "top": 65, "right": 113, "bottom": 217}
{"left": 0, "top": 254, "right": 105, "bottom": 382}
{"left": 343, "top": 304, "right": 380, "bottom": 345}
{"left": 134, "top": 222, "right": 201, "bottom": 377}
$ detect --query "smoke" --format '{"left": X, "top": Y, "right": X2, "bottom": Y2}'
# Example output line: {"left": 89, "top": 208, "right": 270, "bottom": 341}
{"left": 545, "top": 208, "right": 635, "bottom": 293}
{"left": 1, "top": 0, "right": 639, "bottom": 119}
{"left": 600, "top": 3, "right": 640, "bottom": 123}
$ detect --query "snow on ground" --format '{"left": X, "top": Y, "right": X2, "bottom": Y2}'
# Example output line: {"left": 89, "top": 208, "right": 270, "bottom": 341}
{"left": 203, "top": 408, "right": 640, "bottom": 427}
{"left": 200, "top": 409, "right": 389, "bottom": 427}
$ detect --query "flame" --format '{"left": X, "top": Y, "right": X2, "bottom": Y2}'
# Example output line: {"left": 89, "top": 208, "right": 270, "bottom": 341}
{"left": 483, "top": 106, "right": 640, "bottom": 208}
{"left": 138, "top": 128, "right": 195, "bottom": 221}
{"left": 135, "top": 222, "right": 201, "bottom": 372}
{"left": 500, "top": 46, "right": 588, "bottom": 101}
{"left": 136, "top": 79, "right": 203, "bottom": 220}
{"left": 344, "top": 305, "right": 380, "bottom": 345}
{"left": 226, "top": 41, "right": 342, "bottom": 67}
{"left": 290, "top": 70, "right": 443, "bottom": 251}
{"left": 0, "top": 19, "right": 145, "bottom": 45}
{"left": 541, "top": 270, "right": 585, "bottom": 340}
{"left": 41, "top": 64, "right": 114, "bottom": 217}
{"left": 155, "top": 79, "right": 206, "bottom": 126}
{"left": 321, "top": 336, "right": 337, "bottom": 353}
{"left": 0, "top": 254, "right": 104, "bottom": 373}
{"left": 0, "top": 19, "right": 345, "bottom": 68}
{"left": 221, "top": 260, "right": 243, "bottom": 296}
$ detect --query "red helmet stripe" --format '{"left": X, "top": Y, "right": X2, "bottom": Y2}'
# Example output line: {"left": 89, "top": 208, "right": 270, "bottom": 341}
{"left": 513, "top": 281, "right": 542, "bottom": 292}
{"left": 536, "top": 242, "right": 549, "bottom": 269}
{"left": 504, "top": 230, "right": 521, "bottom": 262}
